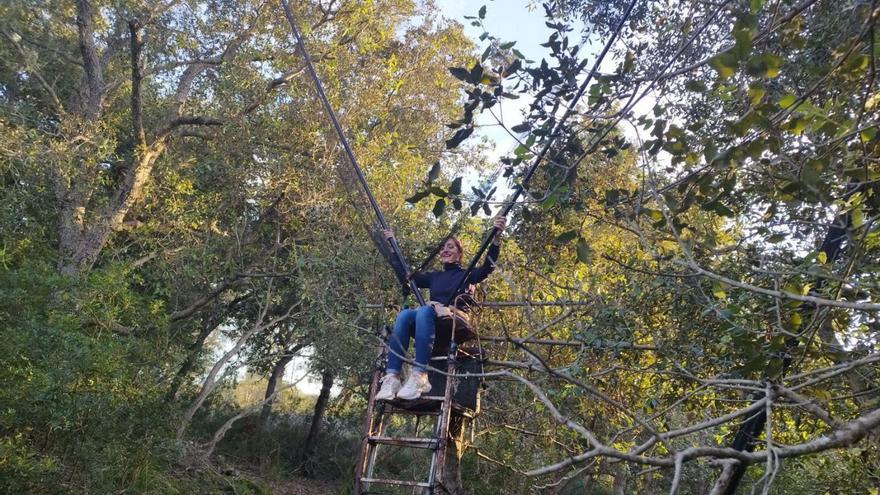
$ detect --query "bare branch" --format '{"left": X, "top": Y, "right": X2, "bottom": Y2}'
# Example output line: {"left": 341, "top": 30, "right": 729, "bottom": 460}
{"left": 680, "top": 261, "right": 880, "bottom": 311}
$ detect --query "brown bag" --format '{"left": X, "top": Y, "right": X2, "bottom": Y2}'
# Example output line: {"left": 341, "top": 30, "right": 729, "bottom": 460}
{"left": 428, "top": 301, "right": 469, "bottom": 325}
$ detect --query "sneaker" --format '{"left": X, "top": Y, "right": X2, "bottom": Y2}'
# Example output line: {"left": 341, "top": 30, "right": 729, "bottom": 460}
{"left": 375, "top": 374, "right": 401, "bottom": 401}
{"left": 396, "top": 371, "right": 431, "bottom": 400}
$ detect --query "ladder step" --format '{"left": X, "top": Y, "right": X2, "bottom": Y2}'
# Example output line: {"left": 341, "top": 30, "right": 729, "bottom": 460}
{"left": 385, "top": 407, "right": 441, "bottom": 416}
{"left": 416, "top": 395, "right": 445, "bottom": 401}
{"left": 380, "top": 395, "right": 445, "bottom": 403}
{"left": 368, "top": 435, "right": 438, "bottom": 449}
{"left": 360, "top": 477, "right": 432, "bottom": 488}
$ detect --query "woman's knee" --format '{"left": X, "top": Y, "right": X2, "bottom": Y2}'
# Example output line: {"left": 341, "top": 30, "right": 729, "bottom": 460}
{"left": 395, "top": 308, "right": 417, "bottom": 325}
{"left": 415, "top": 305, "right": 435, "bottom": 321}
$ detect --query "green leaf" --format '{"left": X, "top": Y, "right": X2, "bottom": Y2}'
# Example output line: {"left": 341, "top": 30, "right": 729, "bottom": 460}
{"left": 445, "top": 127, "right": 474, "bottom": 149}
{"left": 750, "top": 0, "right": 764, "bottom": 12}
{"left": 778, "top": 93, "right": 796, "bottom": 109}
{"left": 576, "top": 237, "right": 591, "bottom": 263}
{"left": 448, "top": 67, "right": 470, "bottom": 82}
{"left": 801, "top": 160, "right": 823, "bottom": 186}
{"left": 813, "top": 389, "right": 832, "bottom": 403}
{"left": 733, "top": 27, "right": 753, "bottom": 59}
{"left": 432, "top": 198, "right": 446, "bottom": 218}
{"left": 685, "top": 80, "right": 707, "bottom": 92}
{"left": 843, "top": 167, "right": 880, "bottom": 181}
{"left": 709, "top": 51, "right": 738, "bottom": 79}
{"left": 554, "top": 230, "right": 578, "bottom": 244}
{"left": 712, "top": 281, "right": 727, "bottom": 299}
{"left": 767, "top": 234, "right": 786, "bottom": 243}
{"left": 847, "top": 54, "right": 869, "bottom": 72}
{"left": 448, "top": 177, "right": 462, "bottom": 195}
{"left": 747, "top": 83, "right": 765, "bottom": 106}
{"left": 478, "top": 5, "right": 486, "bottom": 19}
{"left": 642, "top": 208, "right": 664, "bottom": 222}
{"left": 622, "top": 50, "right": 634, "bottom": 73}
{"left": 747, "top": 53, "right": 782, "bottom": 78}
{"left": 852, "top": 206, "right": 865, "bottom": 228}
{"left": 500, "top": 41, "right": 516, "bottom": 50}
{"left": 743, "top": 354, "right": 766, "bottom": 374}
{"left": 511, "top": 122, "right": 531, "bottom": 133}
{"left": 786, "top": 116, "right": 808, "bottom": 135}
{"left": 502, "top": 59, "right": 522, "bottom": 77}
{"left": 430, "top": 186, "right": 447, "bottom": 197}
{"left": 704, "top": 201, "right": 735, "bottom": 217}
{"left": 468, "top": 62, "right": 483, "bottom": 84}
{"left": 405, "top": 190, "right": 430, "bottom": 204}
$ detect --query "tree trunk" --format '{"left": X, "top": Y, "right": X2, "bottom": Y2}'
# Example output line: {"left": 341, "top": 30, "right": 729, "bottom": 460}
{"left": 440, "top": 415, "right": 467, "bottom": 494}
{"left": 582, "top": 465, "right": 595, "bottom": 494}
{"left": 611, "top": 463, "right": 627, "bottom": 495}
{"left": 166, "top": 313, "right": 226, "bottom": 402}
{"left": 303, "top": 371, "right": 334, "bottom": 464}
{"left": 259, "top": 342, "right": 305, "bottom": 431}
{"left": 166, "top": 292, "right": 253, "bottom": 402}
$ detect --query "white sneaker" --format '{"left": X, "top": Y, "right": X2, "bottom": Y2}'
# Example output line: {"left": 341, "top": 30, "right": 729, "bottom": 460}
{"left": 396, "top": 371, "right": 431, "bottom": 400}
{"left": 375, "top": 374, "right": 401, "bottom": 401}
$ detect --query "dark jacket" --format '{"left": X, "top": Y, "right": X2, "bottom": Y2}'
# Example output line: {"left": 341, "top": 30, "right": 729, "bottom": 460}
{"left": 411, "top": 243, "right": 500, "bottom": 310}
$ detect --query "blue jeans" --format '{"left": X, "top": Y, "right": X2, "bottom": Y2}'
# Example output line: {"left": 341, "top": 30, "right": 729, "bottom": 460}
{"left": 386, "top": 305, "right": 436, "bottom": 373}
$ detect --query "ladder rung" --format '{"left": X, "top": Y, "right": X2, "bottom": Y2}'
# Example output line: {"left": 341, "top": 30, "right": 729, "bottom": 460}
{"left": 360, "top": 477, "right": 432, "bottom": 488}
{"left": 385, "top": 407, "right": 440, "bottom": 416}
{"left": 383, "top": 395, "right": 445, "bottom": 405}
{"left": 368, "top": 435, "right": 438, "bottom": 449}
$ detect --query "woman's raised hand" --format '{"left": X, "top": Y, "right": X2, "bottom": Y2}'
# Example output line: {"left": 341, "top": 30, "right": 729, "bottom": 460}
{"left": 492, "top": 216, "right": 507, "bottom": 245}
{"left": 383, "top": 229, "right": 395, "bottom": 242}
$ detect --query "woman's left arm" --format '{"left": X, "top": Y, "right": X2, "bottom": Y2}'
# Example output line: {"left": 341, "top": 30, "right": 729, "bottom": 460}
{"left": 468, "top": 216, "right": 506, "bottom": 284}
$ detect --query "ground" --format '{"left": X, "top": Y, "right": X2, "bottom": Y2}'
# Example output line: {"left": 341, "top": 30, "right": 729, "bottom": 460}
{"left": 271, "top": 477, "right": 342, "bottom": 495}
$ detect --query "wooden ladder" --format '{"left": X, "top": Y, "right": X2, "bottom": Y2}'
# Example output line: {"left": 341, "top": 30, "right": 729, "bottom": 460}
{"left": 354, "top": 331, "right": 476, "bottom": 494}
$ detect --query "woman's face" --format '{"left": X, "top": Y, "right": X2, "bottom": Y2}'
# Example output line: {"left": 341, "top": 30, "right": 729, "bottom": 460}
{"left": 439, "top": 239, "right": 461, "bottom": 264}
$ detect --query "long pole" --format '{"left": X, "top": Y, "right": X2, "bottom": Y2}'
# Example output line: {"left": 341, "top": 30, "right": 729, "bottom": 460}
{"left": 279, "top": 0, "right": 424, "bottom": 305}
{"left": 446, "top": 0, "right": 639, "bottom": 305}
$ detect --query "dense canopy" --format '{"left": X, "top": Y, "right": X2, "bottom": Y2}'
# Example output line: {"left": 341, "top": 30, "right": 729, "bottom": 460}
{"left": 1, "top": 0, "right": 878, "bottom": 493}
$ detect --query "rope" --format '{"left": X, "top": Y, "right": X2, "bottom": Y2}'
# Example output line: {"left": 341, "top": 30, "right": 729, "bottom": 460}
{"left": 278, "top": 0, "right": 424, "bottom": 305}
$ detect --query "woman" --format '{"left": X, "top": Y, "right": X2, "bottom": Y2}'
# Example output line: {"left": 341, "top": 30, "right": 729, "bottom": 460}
{"left": 376, "top": 216, "right": 507, "bottom": 401}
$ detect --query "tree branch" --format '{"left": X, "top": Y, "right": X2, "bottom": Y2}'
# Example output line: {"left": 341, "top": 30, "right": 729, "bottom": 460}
{"left": 0, "top": 28, "right": 64, "bottom": 113}
{"left": 74, "top": 0, "right": 104, "bottom": 120}
{"left": 129, "top": 20, "right": 146, "bottom": 148}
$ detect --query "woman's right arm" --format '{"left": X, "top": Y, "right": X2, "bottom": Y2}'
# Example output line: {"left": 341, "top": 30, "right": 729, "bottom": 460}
{"left": 411, "top": 271, "right": 431, "bottom": 288}
{"left": 384, "top": 229, "right": 432, "bottom": 288}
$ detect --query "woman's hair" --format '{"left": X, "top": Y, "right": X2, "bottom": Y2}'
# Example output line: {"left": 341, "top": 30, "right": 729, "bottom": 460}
{"left": 446, "top": 236, "right": 464, "bottom": 262}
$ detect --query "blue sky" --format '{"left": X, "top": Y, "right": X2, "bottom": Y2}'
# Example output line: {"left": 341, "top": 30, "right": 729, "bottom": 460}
{"left": 435, "top": 0, "right": 552, "bottom": 62}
